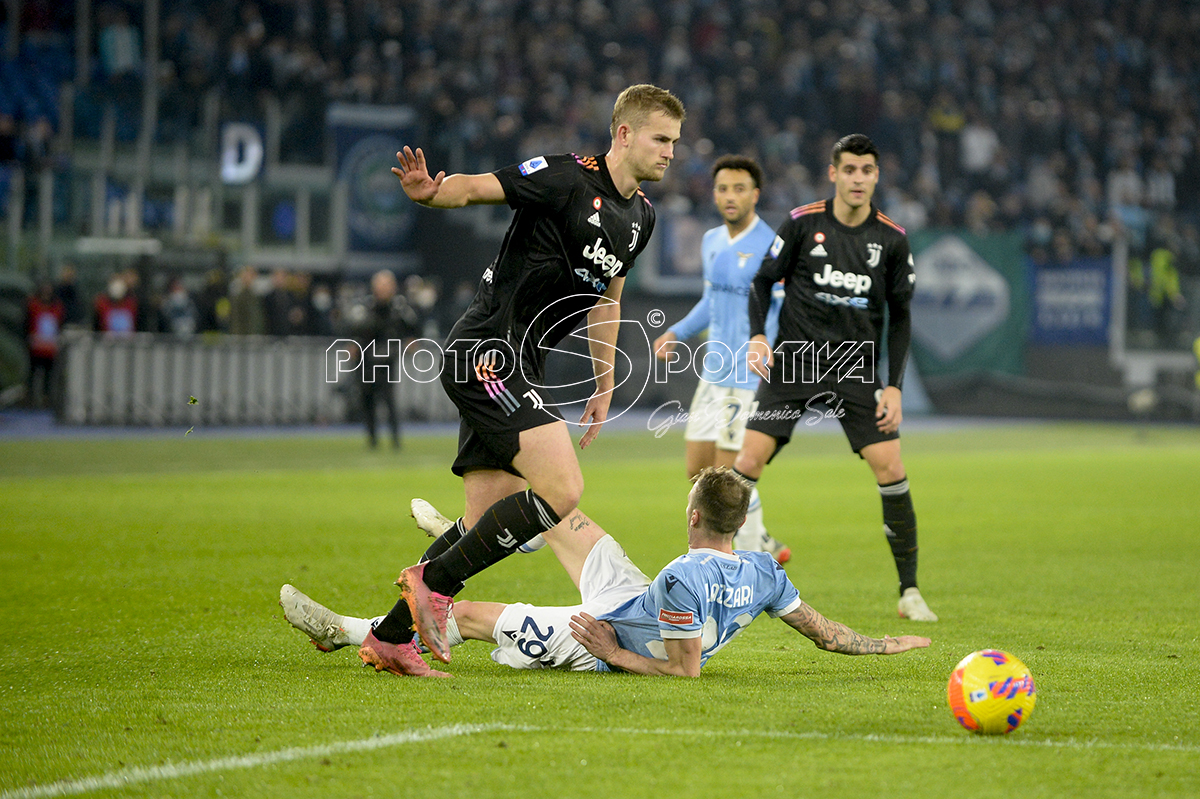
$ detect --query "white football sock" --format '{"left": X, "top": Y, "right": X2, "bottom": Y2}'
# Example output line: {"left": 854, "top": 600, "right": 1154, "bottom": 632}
{"left": 734, "top": 487, "right": 767, "bottom": 551}
{"left": 342, "top": 615, "right": 376, "bottom": 647}
{"left": 445, "top": 613, "right": 465, "bottom": 648}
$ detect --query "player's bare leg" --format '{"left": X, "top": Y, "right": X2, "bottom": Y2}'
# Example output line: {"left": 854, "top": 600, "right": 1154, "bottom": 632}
{"left": 684, "top": 440, "right": 717, "bottom": 480}
{"left": 732, "top": 429, "right": 776, "bottom": 480}
{"left": 462, "top": 468, "right": 527, "bottom": 528}
{"left": 860, "top": 440, "right": 936, "bottom": 621}
{"left": 542, "top": 510, "right": 609, "bottom": 589}
{"left": 449, "top": 600, "right": 505, "bottom": 644}
{"left": 511, "top": 420, "right": 585, "bottom": 516}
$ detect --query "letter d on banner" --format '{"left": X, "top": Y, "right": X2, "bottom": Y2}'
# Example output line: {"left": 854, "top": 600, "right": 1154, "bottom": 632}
{"left": 221, "top": 123, "right": 264, "bottom": 185}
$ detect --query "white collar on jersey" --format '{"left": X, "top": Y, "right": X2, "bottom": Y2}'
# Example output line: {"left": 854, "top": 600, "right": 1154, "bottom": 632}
{"left": 722, "top": 213, "right": 761, "bottom": 247}
{"left": 686, "top": 547, "right": 741, "bottom": 561}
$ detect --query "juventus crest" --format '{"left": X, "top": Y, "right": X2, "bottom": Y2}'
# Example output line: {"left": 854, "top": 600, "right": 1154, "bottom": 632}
{"left": 866, "top": 242, "right": 883, "bottom": 268}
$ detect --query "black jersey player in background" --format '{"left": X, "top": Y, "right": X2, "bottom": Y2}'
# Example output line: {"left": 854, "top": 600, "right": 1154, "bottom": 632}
{"left": 734, "top": 133, "right": 938, "bottom": 623}
{"left": 356, "top": 85, "right": 685, "bottom": 676}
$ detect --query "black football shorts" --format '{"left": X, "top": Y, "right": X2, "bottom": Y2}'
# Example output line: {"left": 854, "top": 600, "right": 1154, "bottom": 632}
{"left": 439, "top": 348, "right": 564, "bottom": 477}
{"left": 746, "top": 373, "right": 898, "bottom": 458}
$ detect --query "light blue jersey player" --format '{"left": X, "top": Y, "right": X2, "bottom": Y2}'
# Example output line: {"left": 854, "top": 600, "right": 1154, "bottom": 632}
{"left": 666, "top": 218, "right": 784, "bottom": 390}
{"left": 654, "top": 156, "right": 790, "bottom": 563}
{"left": 279, "top": 469, "right": 931, "bottom": 678}
{"left": 594, "top": 548, "right": 799, "bottom": 671}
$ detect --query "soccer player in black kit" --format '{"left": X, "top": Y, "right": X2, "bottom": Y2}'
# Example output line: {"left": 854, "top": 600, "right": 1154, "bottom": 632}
{"left": 356, "top": 85, "right": 685, "bottom": 676}
{"left": 734, "top": 134, "right": 938, "bottom": 623}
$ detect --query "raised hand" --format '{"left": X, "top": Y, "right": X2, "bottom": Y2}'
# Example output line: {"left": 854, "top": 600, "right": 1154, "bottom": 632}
{"left": 391, "top": 146, "right": 446, "bottom": 204}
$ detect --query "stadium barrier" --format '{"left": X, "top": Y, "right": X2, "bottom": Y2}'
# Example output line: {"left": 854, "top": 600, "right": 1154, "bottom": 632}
{"left": 58, "top": 332, "right": 458, "bottom": 426}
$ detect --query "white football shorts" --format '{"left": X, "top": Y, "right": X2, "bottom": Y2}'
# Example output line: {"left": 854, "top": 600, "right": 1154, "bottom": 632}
{"left": 489, "top": 534, "right": 651, "bottom": 671}
{"left": 683, "top": 380, "right": 757, "bottom": 451}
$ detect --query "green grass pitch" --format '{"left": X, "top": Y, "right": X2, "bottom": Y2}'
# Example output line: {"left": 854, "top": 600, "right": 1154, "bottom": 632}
{"left": 1, "top": 421, "right": 1198, "bottom": 798}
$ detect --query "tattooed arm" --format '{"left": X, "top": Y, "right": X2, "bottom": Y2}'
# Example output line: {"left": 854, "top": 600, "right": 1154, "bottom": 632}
{"left": 780, "top": 602, "right": 930, "bottom": 655}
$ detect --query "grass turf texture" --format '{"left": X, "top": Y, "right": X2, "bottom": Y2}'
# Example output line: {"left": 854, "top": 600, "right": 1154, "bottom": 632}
{"left": 1, "top": 422, "right": 1198, "bottom": 798}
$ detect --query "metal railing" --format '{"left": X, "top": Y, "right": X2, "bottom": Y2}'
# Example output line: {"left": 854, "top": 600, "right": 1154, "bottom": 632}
{"left": 58, "top": 331, "right": 457, "bottom": 426}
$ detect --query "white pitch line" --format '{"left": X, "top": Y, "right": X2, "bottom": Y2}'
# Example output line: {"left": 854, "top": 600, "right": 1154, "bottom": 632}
{"left": 0, "top": 723, "right": 514, "bottom": 799}
{"left": 5, "top": 723, "right": 1196, "bottom": 798}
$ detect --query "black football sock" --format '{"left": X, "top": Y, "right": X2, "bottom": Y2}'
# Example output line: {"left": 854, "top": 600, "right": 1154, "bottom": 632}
{"left": 879, "top": 477, "right": 919, "bottom": 594}
{"left": 419, "top": 517, "right": 466, "bottom": 564}
{"left": 372, "top": 519, "right": 468, "bottom": 645}
{"left": 371, "top": 595, "right": 416, "bottom": 644}
{"left": 732, "top": 468, "right": 758, "bottom": 488}
{"left": 420, "top": 489, "right": 562, "bottom": 596}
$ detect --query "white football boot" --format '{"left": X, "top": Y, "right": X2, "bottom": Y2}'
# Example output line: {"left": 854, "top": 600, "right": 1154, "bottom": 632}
{"left": 897, "top": 587, "right": 938, "bottom": 622}
{"left": 410, "top": 498, "right": 455, "bottom": 538}
{"left": 280, "top": 584, "right": 369, "bottom": 651}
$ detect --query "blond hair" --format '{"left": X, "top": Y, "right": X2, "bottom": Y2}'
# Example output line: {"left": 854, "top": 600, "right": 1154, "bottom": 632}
{"left": 690, "top": 466, "right": 751, "bottom": 536}
{"left": 610, "top": 84, "right": 686, "bottom": 140}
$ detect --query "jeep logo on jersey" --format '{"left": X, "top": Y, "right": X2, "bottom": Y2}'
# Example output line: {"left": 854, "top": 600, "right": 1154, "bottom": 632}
{"left": 812, "top": 263, "right": 872, "bottom": 294}
{"left": 866, "top": 242, "right": 882, "bottom": 268}
{"left": 518, "top": 156, "right": 547, "bottom": 175}
{"left": 582, "top": 236, "right": 624, "bottom": 277}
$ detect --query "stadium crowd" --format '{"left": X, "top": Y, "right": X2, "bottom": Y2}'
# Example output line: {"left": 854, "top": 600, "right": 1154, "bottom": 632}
{"left": 133, "top": 2, "right": 1199, "bottom": 243}
{"left": 5, "top": 1, "right": 1200, "bottom": 351}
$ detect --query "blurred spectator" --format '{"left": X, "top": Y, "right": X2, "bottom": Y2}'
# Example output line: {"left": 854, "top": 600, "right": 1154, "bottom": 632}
{"left": 0, "top": 115, "right": 18, "bottom": 164}
{"left": 959, "top": 106, "right": 1000, "bottom": 192}
{"left": 54, "top": 263, "right": 84, "bottom": 326}
{"left": 350, "top": 269, "right": 419, "bottom": 450}
{"left": 123, "top": 264, "right": 155, "bottom": 333}
{"left": 404, "top": 274, "right": 439, "bottom": 339}
{"left": 25, "top": 281, "right": 65, "bottom": 409}
{"left": 284, "top": 271, "right": 312, "bottom": 335}
{"left": 264, "top": 268, "right": 293, "bottom": 336}
{"left": 229, "top": 265, "right": 265, "bottom": 335}
{"left": 308, "top": 282, "right": 336, "bottom": 337}
{"left": 159, "top": 276, "right": 199, "bottom": 337}
{"left": 197, "top": 268, "right": 230, "bottom": 332}
{"left": 97, "top": 3, "right": 141, "bottom": 109}
{"left": 93, "top": 275, "right": 137, "bottom": 337}
{"left": 1148, "top": 243, "right": 1186, "bottom": 348}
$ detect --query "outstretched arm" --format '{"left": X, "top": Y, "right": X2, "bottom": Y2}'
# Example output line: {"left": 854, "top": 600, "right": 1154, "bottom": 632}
{"left": 392, "top": 146, "right": 507, "bottom": 208}
{"left": 780, "top": 602, "right": 929, "bottom": 655}
{"left": 570, "top": 613, "right": 702, "bottom": 677}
